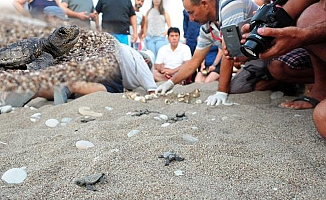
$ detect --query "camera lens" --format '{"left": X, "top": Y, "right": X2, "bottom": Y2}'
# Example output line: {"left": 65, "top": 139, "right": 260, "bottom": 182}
{"left": 241, "top": 25, "right": 274, "bottom": 59}
{"left": 241, "top": 40, "right": 259, "bottom": 59}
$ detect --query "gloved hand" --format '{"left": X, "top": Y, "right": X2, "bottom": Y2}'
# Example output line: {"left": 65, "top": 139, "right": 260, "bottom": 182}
{"left": 205, "top": 91, "right": 233, "bottom": 106}
{"left": 155, "top": 80, "right": 174, "bottom": 95}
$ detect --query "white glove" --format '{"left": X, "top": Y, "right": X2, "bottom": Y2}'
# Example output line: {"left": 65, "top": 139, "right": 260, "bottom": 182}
{"left": 205, "top": 91, "right": 233, "bottom": 106}
{"left": 155, "top": 80, "right": 174, "bottom": 95}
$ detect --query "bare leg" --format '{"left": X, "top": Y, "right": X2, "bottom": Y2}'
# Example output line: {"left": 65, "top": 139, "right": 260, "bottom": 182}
{"left": 204, "top": 72, "right": 220, "bottom": 83}
{"left": 194, "top": 72, "right": 206, "bottom": 83}
{"left": 269, "top": 60, "right": 314, "bottom": 83}
{"left": 280, "top": 1, "right": 326, "bottom": 109}
{"left": 68, "top": 81, "right": 107, "bottom": 95}
{"left": 313, "top": 99, "right": 326, "bottom": 139}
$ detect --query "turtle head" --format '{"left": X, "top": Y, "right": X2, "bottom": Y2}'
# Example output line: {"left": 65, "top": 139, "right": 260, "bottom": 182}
{"left": 47, "top": 25, "right": 79, "bottom": 57}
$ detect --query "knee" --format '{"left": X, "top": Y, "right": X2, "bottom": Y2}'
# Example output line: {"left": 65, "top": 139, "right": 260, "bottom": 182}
{"left": 313, "top": 100, "right": 326, "bottom": 139}
{"left": 268, "top": 60, "right": 285, "bottom": 80}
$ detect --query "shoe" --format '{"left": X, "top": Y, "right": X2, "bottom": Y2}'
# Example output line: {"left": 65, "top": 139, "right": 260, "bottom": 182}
{"left": 53, "top": 85, "right": 71, "bottom": 105}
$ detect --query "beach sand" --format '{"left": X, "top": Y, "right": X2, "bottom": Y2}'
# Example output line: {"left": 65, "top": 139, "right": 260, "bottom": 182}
{"left": 0, "top": 7, "right": 326, "bottom": 200}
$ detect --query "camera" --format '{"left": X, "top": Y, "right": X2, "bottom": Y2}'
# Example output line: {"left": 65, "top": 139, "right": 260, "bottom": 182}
{"left": 240, "top": 1, "right": 293, "bottom": 59}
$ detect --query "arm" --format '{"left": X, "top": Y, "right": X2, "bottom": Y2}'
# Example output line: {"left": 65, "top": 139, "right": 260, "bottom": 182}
{"left": 93, "top": 12, "right": 101, "bottom": 31}
{"left": 209, "top": 48, "right": 223, "bottom": 71}
{"left": 170, "top": 48, "right": 210, "bottom": 84}
{"left": 130, "top": 15, "right": 138, "bottom": 43}
{"left": 143, "top": 11, "right": 149, "bottom": 37}
{"left": 55, "top": 0, "right": 67, "bottom": 13}
{"left": 258, "top": 21, "right": 326, "bottom": 59}
{"left": 12, "top": 0, "right": 31, "bottom": 17}
{"left": 240, "top": 0, "right": 320, "bottom": 60}
{"left": 217, "top": 55, "right": 233, "bottom": 93}
{"left": 282, "top": 0, "right": 319, "bottom": 20}
{"left": 164, "top": 12, "right": 171, "bottom": 37}
{"left": 139, "top": 15, "right": 146, "bottom": 40}
{"left": 154, "top": 63, "right": 164, "bottom": 72}
{"left": 61, "top": 2, "right": 89, "bottom": 20}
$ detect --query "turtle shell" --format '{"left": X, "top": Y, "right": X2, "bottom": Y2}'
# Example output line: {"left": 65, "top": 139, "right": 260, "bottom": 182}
{"left": 84, "top": 173, "right": 105, "bottom": 184}
{"left": 0, "top": 38, "right": 42, "bottom": 68}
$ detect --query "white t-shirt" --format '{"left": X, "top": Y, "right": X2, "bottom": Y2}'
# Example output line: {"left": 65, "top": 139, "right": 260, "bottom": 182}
{"left": 155, "top": 43, "right": 192, "bottom": 69}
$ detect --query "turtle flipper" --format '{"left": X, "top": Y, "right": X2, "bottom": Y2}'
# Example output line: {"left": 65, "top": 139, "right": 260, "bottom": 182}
{"left": 27, "top": 52, "right": 54, "bottom": 70}
{"left": 86, "top": 184, "right": 97, "bottom": 191}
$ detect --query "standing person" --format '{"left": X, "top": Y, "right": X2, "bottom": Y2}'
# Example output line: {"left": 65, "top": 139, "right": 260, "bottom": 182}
{"left": 131, "top": 0, "right": 146, "bottom": 50}
{"left": 143, "top": 0, "right": 171, "bottom": 60}
{"left": 61, "top": 0, "right": 100, "bottom": 30}
{"left": 153, "top": 27, "right": 191, "bottom": 82}
{"left": 183, "top": 9, "right": 201, "bottom": 83}
{"left": 195, "top": 45, "right": 223, "bottom": 83}
{"left": 13, "top": 0, "right": 67, "bottom": 21}
{"left": 95, "top": 0, "right": 137, "bottom": 45}
{"left": 183, "top": 9, "right": 200, "bottom": 55}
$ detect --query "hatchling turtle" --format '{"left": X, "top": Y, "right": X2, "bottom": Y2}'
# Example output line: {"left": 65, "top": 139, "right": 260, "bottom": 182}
{"left": 0, "top": 25, "right": 79, "bottom": 70}
{"left": 74, "top": 173, "right": 106, "bottom": 191}
{"left": 158, "top": 151, "right": 185, "bottom": 166}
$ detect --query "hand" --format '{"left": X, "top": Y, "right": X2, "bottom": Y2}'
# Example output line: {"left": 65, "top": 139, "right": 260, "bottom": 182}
{"left": 223, "top": 43, "right": 249, "bottom": 62}
{"left": 155, "top": 80, "right": 174, "bottom": 95}
{"left": 77, "top": 11, "right": 89, "bottom": 21}
{"left": 205, "top": 91, "right": 233, "bottom": 106}
{"left": 257, "top": 26, "right": 303, "bottom": 60}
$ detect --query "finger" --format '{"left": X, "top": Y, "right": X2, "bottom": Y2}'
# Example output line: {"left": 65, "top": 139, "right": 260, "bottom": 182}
{"left": 257, "top": 27, "right": 281, "bottom": 37}
{"left": 241, "top": 24, "right": 250, "bottom": 34}
{"left": 215, "top": 99, "right": 221, "bottom": 106}
{"left": 161, "top": 87, "right": 167, "bottom": 95}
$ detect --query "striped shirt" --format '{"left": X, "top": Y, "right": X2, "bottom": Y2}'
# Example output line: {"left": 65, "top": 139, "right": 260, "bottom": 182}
{"left": 197, "top": 0, "right": 258, "bottom": 50}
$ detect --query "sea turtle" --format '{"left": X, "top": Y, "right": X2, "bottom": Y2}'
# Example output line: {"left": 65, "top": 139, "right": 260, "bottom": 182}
{"left": 158, "top": 151, "right": 185, "bottom": 166}
{"left": 0, "top": 25, "right": 79, "bottom": 70}
{"left": 74, "top": 173, "right": 106, "bottom": 191}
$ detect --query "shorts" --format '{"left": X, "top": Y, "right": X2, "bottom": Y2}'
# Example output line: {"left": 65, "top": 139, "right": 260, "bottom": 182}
{"left": 205, "top": 61, "right": 221, "bottom": 74}
{"left": 273, "top": 48, "right": 312, "bottom": 69}
{"left": 100, "top": 77, "right": 123, "bottom": 93}
{"left": 113, "top": 34, "right": 129, "bottom": 45}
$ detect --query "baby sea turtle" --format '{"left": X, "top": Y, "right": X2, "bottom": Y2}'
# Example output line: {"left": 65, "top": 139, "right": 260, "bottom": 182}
{"left": 158, "top": 151, "right": 185, "bottom": 166}
{"left": 74, "top": 173, "right": 106, "bottom": 191}
{"left": 0, "top": 25, "right": 79, "bottom": 70}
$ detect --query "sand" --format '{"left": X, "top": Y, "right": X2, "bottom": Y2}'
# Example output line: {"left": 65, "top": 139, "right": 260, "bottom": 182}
{"left": 0, "top": 5, "right": 326, "bottom": 199}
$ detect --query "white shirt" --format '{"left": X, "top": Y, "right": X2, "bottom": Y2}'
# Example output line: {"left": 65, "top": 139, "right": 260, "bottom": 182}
{"left": 155, "top": 43, "right": 192, "bottom": 69}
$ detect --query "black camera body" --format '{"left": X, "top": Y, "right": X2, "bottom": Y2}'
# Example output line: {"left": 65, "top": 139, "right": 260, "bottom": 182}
{"left": 240, "top": 2, "right": 293, "bottom": 59}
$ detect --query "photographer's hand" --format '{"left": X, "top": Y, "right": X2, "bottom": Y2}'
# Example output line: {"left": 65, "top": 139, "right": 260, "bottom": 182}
{"left": 257, "top": 26, "right": 303, "bottom": 60}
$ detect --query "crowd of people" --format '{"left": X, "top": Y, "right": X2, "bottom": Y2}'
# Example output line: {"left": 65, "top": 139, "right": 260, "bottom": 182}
{"left": 7, "top": 0, "right": 326, "bottom": 139}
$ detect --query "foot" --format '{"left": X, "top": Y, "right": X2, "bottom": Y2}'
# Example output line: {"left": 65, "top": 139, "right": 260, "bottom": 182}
{"left": 280, "top": 95, "right": 320, "bottom": 109}
{"left": 280, "top": 85, "right": 325, "bottom": 109}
